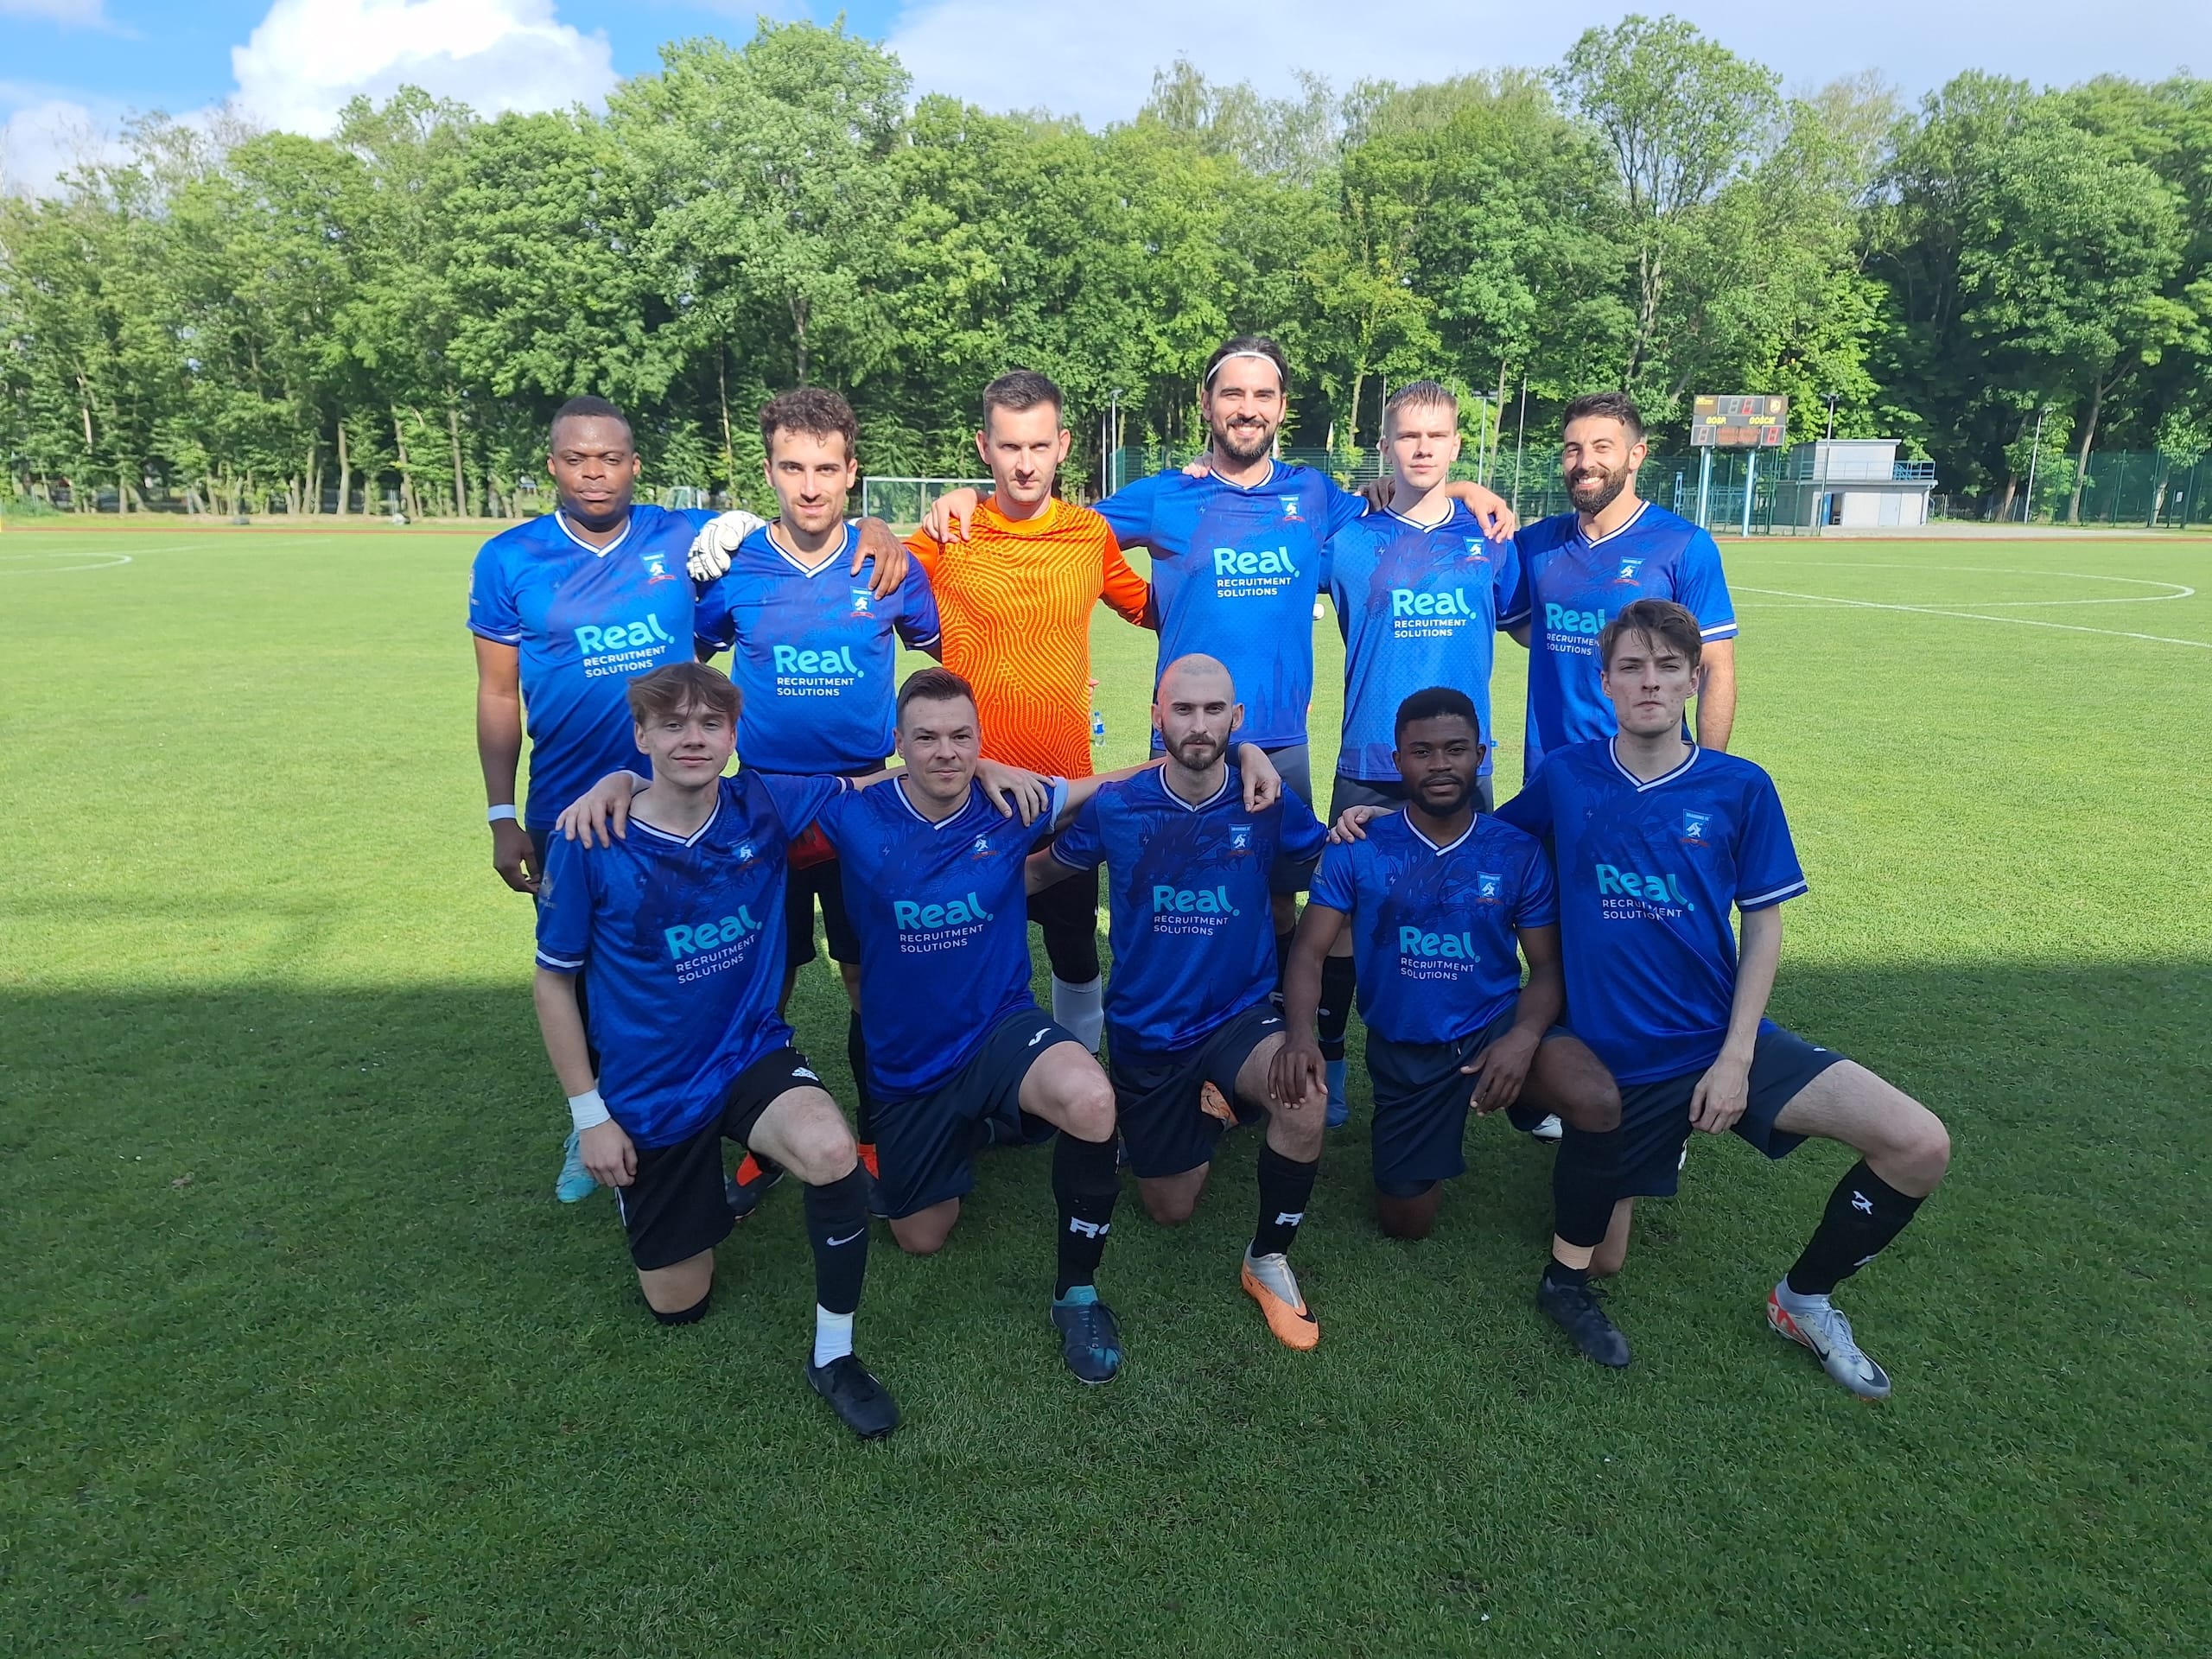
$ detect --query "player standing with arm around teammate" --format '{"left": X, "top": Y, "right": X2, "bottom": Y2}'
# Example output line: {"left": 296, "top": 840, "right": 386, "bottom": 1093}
{"left": 899, "top": 370, "right": 1156, "bottom": 1052}
{"left": 1496, "top": 601, "right": 1950, "bottom": 1395}
{"left": 532, "top": 663, "right": 896, "bottom": 1439}
{"left": 1032, "top": 655, "right": 1335, "bottom": 1351}
{"left": 1310, "top": 381, "right": 1529, "bottom": 1126}
{"left": 1505, "top": 391, "right": 1738, "bottom": 779}
{"left": 1275, "top": 689, "right": 1620, "bottom": 1241}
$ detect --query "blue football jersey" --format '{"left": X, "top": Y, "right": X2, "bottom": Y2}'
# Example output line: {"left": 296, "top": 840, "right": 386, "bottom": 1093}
{"left": 1307, "top": 810, "right": 1555, "bottom": 1045}
{"left": 1326, "top": 503, "right": 1522, "bottom": 781}
{"left": 1049, "top": 766, "right": 1328, "bottom": 1054}
{"left": 1096, "top": 462, "right": 1367, "bottom": 749}
{"left": 816, "top": 777, "right": 1066, "bottom": 1102}
{"left": 467, "top": 505, "right": 713, "bottom": 830}
{"left": 1504, "top": 501, "right": 1736, "bottom": 775}
{"left": 533, "top": 770, "right": 842, "bottom": 1147}
{"left": 1495, "top": 741, "right": 1806, "bottom": 1085}
{"left": 693, "top": 521, "right": 941, "bottom": 774}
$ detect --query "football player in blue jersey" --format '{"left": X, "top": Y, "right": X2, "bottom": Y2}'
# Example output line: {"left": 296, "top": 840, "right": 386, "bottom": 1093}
{"left": 533, "top": 663, "right": 897, "bottom": 1439}
{"left": 470, "top": 395, "right": 905, "bottom": 1202}
{"left": 1275, "top": 687, "right": 1620, "bottom": 1243}
{"left": 556, "top": 667, "right": 1280, "bottom": 1385}
{"left": 689, "top": 387, "right": 949, "bottom": 1214}
{"left": 1497, "top": 601, "right": 1950, "bottom": 1397}
{"left": 925, "top": 339, "right": 1519, "bottom": 972}
{"left": 1033, "top": 654, "right": 1337, "bottom": 1352}
{"left": 1503, "top": 391, "right": 1738, "bottom": 781}
{"left": 1311, "top": 382, "right": 1531, "bottom": 1128}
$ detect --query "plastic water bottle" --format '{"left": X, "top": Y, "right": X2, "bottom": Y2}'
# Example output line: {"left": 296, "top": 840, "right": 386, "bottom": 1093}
{"left": 1090, "top": 710, "right": 1106, "bottom": 746}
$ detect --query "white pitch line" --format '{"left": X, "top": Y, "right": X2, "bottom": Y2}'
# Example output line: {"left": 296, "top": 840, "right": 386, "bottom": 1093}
{"left": 1733, "top": 585, "right": 2212, "bottom": 650}
{"left": 0, "top": 550, "right": 136, "bottom": 574}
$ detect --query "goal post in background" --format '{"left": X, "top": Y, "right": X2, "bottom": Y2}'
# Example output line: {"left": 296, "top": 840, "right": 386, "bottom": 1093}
{"left": 861, "top": 476, "right": 991, "bottom": 527}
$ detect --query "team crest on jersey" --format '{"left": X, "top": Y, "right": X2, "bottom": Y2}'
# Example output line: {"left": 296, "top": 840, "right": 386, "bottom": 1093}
{"left": 1476, "top": 872, "right": 1504, "bottom": 902}
{"left": 734, "top": 841, "right": 757, "bottom": 863}
{"left": 1614, "top": 557, "right": 1646, "bottom": 583}
{"left": 1464, "top": 539, "right": 1490, "bottom": 563}
{"left": 1229, "top": 823, "right": 1253, "bottom": 853}
{"left": 969, "top": 835, "right": 994, "bottom": 858}
{"left": 849, "top": 588, "right": 874, "bottom": 615}
{"left": 1681, "top": 810, "right": 1713, "bottom": 844}
{"left": 1278, "top": 497, "right": 1303, "bottom": 522}
{"left": 642, "top": 550, "right": 678, "bottom": 586}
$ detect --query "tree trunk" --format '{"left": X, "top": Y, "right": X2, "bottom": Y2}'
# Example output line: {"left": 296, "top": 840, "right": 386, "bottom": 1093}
{"left": 717, "top": 346, "right": 735, "bottom": 491}
{"left": 334, "top": 420, "right": 351, "bottom": 517}
{"left": 448, "top": 404, "right": 467, "bottom": 519}
{"left": 392, "top": 410, "right": 416, "bottom": 519}
{"left": 2067, "top": 379, "right": 2107, "bottom": 525}
{"left": 792, "top": 297, "right": 810, "bottom": 385}
{"left": 1994, "top": 475, "right": 2018, "bottom": 521}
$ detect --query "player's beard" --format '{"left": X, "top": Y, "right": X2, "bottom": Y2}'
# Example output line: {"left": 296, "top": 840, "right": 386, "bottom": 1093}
{"left": 1414, "top": 775, "right": 1474, "bottom": 817}
{"left": 1211, "top": 417, "right": 1276, "bottom": 466}
{"left": 1567, "top": 462, "right": 1627, "bottom": 516}
{"left": 1173, "top": 732, "right": 1223, "bottom": 770}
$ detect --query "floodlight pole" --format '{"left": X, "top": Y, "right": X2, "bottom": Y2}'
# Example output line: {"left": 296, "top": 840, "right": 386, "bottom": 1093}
{"left": 1510, "top": 376, "right": 1529, "bottom": 518}
{"left": 1740, "top": 447, "right": 1758, "bottom": 539}
{"left": 1825, "top": 393, "right": 1839, "bottom": 440}
{"left": 1695, "top": 448, "right": 1713, "bottom": 529}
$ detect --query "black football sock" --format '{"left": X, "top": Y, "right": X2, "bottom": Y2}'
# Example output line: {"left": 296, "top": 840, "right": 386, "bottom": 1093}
{"left": 803, "top": 1166, "right": 872, "bottom": 1317}
{"left": 1552, "top": 1122, "right": 1623, "bottom": 1251}
{"left": 1274, "top": 931, "right": 1296, "bottom": 995}
{"left": 1052, "top": 1132, "right": 1122, "bottom": 1298}
{"left": 1541, "top": 1260, "right": 1590, "bottom": 1291}
{"left": 651, "top": 1290, "right": 711, "bottom": 1327}
{"left": 1251, "top": 1142, "right": 1319, "bottom": 1257}
{"left": 1783, "top": 1160, "right": 1926, "bottom": 1298}
{"left": 1316, "top": 954, "right": 1356, "bottom": 1062}
{"left": 846, "top": 1011, "right": 874, "bottom": 1145}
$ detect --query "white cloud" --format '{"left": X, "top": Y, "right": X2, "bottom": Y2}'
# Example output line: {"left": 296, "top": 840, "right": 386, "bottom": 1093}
{"left": 0, "top": 0, "right": 108, "bottom": 23}
{"left": 231, "top": 0, "right": 618, "bottom": 136}
{"left": 884, "top": 0, "right": 2212, "bottom": 124}
{"left": 0, "top": 96, "right": 127, "bottom": 195}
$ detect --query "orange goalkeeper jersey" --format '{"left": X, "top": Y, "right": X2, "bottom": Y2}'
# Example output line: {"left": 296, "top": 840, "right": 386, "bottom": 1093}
{"left": 906, "top": 495, "right": 1152, "bottom": 778}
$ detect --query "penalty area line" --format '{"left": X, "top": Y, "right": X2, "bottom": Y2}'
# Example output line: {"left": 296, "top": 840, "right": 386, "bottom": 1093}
{"left": 1732, "top": 586, "right": 2212, "bottom": 650}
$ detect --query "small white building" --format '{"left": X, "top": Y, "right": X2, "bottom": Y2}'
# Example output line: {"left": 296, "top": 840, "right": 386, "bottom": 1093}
{"left": 1772, "top": 439, "right": 1936, "bottom": 531}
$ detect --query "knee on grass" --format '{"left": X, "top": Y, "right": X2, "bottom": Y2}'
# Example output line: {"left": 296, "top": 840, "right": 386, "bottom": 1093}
{"left": 1561, "top": 1077, "right": 1622, "bottom": 1135}
{"left": 1376, "top": 1180, "right": 1440, "bottom": 1240}
{"left": 1141, "top": 1189, "right": 1199, "bottom": 1227}
{"left": 1058, "top": 1073, "right": 1117, "bottom": 1146}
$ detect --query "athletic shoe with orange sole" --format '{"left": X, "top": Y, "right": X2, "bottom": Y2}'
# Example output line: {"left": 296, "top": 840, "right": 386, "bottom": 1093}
{"left": 725, "top": 1152, "right": 785, "bottom": 1222}
{"left": 1199, "top": 1080, "right": 1238, "bottom": 1128}
{"left": 1241, "top": 1249, "right": 1320, "bottom": 1351}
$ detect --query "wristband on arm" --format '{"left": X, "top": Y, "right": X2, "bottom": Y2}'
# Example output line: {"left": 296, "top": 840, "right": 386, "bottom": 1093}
{"left": 568, "top": 1088, "right": 611, "bottom": 1132}
{"left": 487, "top": 804, "right": 518, "bottom": 823}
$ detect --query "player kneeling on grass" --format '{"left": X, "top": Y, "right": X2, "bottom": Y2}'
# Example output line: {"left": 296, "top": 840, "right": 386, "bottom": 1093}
{"left": 532, "top": 662, "right": 897, "bottom": 1440}
{"left": 1030, "top": 654, "right": 1334, "bottom": 1351}
{"left": 1497, "top": 599, "right": 1951, "bottom": 1397}
{"left": 1277, "top": 687, "right": 1620, "bottom": 1243}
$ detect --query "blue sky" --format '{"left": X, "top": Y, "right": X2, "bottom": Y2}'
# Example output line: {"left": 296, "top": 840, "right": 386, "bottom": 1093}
{"left": 4, "top": 0, "right": 2208, "bottom": 192}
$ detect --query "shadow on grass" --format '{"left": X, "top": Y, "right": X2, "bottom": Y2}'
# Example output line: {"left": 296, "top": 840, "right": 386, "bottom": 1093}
{"left": 3, "top": 958, "right": 2207, "bottom": 1656}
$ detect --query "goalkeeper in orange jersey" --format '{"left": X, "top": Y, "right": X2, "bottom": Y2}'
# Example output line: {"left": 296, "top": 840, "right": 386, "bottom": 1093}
{"left": 895, "top": 369, "right": 1158, "bottom": 1054}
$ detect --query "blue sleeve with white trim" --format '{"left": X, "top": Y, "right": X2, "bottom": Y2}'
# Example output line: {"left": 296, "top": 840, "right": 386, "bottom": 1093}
{"left": 1677, "top": 528, "right": 1737, "bottom": 639}
{"left": 1050, "top": 791, "right": 1106, "bottom": 870}
{"left": 467, "top": 540, "right": 522, "bottom": 644}
{"left": 1734, "top": 771, "right": 1806, "bottom": 910}
{"left": 533, "top": 831, "right": 592, "bottom": 971}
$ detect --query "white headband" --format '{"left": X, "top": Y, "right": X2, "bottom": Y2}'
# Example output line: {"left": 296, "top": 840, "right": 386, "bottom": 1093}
{"left": 1204, "top": 349, "right": 1286, "bottom": 388}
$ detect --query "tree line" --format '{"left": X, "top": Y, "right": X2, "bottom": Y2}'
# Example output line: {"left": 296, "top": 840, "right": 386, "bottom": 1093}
{"left": 2, "top": 15, "right": 2207, "bottom": 523}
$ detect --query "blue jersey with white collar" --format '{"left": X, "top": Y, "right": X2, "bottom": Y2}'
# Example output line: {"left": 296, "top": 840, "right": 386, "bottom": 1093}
{"left": 693, "top": 521, "right": 941, "bottom": 774}
{"left": 1096, "top": 463, "right": 1367, "bottom": 748}
{"left": 533, "top": 770, "right": 843, "bottom": 1147}
{"left": 815, "top": 777, "right": 1067, "bottom": 1103}
{"left": 1504, "top": 501, "right": 1735, "bottom": 774}
{"left": 1495, "top": 741, "right": 1805, "bottom": 1085}
{"left": 1325, "top": 502, "right": 1522, "bottom": 780}
{"left": 1307, "top": 810, "right": 1554, "bottom": 1045}
{"left": 1049, "top": 766, "right": 1328, "bottom": 1054}
{"left": 467, "top": 505, "right": 712, "bottom": 830}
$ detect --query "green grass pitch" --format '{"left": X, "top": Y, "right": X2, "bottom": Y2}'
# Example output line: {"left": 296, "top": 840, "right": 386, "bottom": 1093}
{"left": 3, "top": 524, "right": 2208, "bottom": 1656}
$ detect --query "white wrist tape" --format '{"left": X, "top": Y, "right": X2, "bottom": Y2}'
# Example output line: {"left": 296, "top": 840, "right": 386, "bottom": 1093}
{"left": 568, "top": 1088, "right": 612, "bottom": 1132}
{"left": 487, "top": 804, "right": 518, "bottom": 823}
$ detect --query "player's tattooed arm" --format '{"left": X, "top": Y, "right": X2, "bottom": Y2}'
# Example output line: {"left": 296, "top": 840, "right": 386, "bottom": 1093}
{"left": 1690, "top": 903, "right": 1782, "bottom": 1135}
{"left": 1325, "top": 802, "right": 1395, "bottom": 844}
{"left": 919, "top": 488, "right": 982, "bottom": 543}
{"left": 1464, "top": 923, "right": 1566, "bottom": 1114}
{"left": 556, "top": 770, "right": 651, "bottom": 848}
{"left": 474, "top": 637, "right": 539, "bottom": 893}
{"left": 1269, "top": 902, "right": 1345, "bottom": 1104}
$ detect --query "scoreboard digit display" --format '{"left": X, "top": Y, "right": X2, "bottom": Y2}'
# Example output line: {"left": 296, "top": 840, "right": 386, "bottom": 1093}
{"left": 1690, "top": 395, "right": 1789, "bottom": 448}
